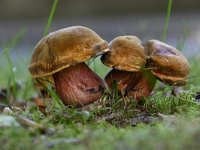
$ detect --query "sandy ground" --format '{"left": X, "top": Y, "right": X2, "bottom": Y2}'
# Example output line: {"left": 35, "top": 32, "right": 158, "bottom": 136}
{"left": 0, "top": 13, "right": 200, "bottom": 61}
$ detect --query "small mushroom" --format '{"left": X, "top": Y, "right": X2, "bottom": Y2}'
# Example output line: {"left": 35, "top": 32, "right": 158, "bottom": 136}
{"left": 101, "top": 36, "right": 156, "bottom": 100}
{"left": 144, "top": 39, "right": 190, "bottom": 86}
{"left": 28, "top": 26, "right": 109, "bottom": 106}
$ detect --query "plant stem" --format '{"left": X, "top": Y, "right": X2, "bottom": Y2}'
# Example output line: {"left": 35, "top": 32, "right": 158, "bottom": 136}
{"left": 36, "top": 79, "right": 64, "bottom": 109}
{"left": 162, "top": 0, "right": 173, "bottom": 42}
{"left": 43, "top": 0, "right": 59, "bottom": 36}
{"left": 3, "top": 48, "right": 17, "bottom": 100}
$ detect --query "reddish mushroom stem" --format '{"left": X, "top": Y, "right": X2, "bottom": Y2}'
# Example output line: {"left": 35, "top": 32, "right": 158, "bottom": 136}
{"left": 105, "top": 69, "right": 156, "bottom": 100}
{"left": 53, "top": 62, "right": 105, "bottom": 106}
{"left": 105, "top": 69, "right": 135, "bottom": 95}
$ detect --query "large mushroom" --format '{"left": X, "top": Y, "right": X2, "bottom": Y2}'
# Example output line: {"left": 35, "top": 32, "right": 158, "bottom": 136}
{"left": 144, "top": 39, "right": 190, "bottom": 86}
{"left": 101, "top": 36, "right": 157, "bottom": 100}
{"left": 28, "top": 26, "right": 109, "bottom": 106}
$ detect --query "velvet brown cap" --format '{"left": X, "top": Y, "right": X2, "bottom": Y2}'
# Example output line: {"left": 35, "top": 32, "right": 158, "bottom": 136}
{"left": 144, "top": 39, "right": 190, "bottom": 86}
{"left": 28, "top": 26, "right": 109, "bottom": 78}
{"left": 101, "top": 36, "right": 147, "bottom": 72}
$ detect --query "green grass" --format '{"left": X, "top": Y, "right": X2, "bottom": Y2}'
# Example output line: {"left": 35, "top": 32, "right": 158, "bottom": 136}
{"left": 1, "top": 58, "right": 200, "bottom": 150}
{"left": 162, "top": 0, "right": 173, "bottom": 42}
{"left": 43, "top": 0, "right": 58, "bottom": 36}
{"left": 1, "top": 0, "right": 200, "bottom": 149}
{"left": 1, "top": 112, "right": 200, "bottom": 150}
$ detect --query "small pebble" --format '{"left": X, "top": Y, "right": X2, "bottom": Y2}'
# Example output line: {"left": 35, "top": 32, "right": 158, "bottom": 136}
{"left": 2, "top": 107, "right": 15, "bottom": 115}
{"left": 0, "top": 115, "right": 19, "bottom": 127}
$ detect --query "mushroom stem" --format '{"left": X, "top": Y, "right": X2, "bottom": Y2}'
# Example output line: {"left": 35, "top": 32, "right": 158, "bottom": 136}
{"left": 105, "top": 69, "right": 156, "bottom": 100}
{"left": 53, "top": 62, "right": 105, "bottom": 106}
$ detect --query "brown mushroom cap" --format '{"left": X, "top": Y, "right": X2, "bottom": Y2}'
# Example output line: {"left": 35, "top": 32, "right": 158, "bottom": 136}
{"left": 28, "top": 26, "right": 109, "bottom": 78}
{"left": 144, "top": 39, "right": 190, "bottom": 86}
{"left": 101, "top": 36, "right": 147, "bottom": 72}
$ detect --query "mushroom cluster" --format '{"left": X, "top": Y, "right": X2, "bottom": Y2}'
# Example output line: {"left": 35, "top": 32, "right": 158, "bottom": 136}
{"left": 28, "top": 26, "right": 109, "bottom": 106}
{"left": 101, "top": 36, "right": 190, "bottom": 100}
{"left": 28, "top": 26, "right": 190, "bottom": 107}
{"left": 101, "top": 36, "right": 157, "bottom": 100}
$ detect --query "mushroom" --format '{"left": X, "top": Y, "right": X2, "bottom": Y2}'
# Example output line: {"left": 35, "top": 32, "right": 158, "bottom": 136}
{"left": 28, "top": 26, "right": 109, "bottom": 106}
{"left": 101, "top": 36, "right": 157, "bottom": 100}
{"left": 144, "top": 39, "right": 190, "bottom": 86}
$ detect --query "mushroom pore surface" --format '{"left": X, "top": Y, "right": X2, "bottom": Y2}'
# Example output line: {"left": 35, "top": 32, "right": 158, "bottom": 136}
{"left": 53, "top": 62, "right": 105, "bottom": 106}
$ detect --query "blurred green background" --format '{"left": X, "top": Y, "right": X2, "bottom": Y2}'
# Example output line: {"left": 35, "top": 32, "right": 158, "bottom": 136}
{"left": 0, "top": 0, "right": 200, "bottom": 60}
{"left": 1, "top": 0, "right": 200, "bottom": 18}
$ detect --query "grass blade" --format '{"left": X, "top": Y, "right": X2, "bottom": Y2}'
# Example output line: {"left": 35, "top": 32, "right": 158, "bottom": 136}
{"left": 2, "top": 28, "right": 26, "bottom": 100}
{"left": 43, "top": 0, "right": 59, "bottom": 36}
{"left": 162, "top": 0, "right": 173, "bottom": 42}
{"left": 36, "top": 79, "right": 65, "bottom": 110}
{"left": 176, "top": 21, "right": 189, "bottom": 51}
{"left": 3, "top": 28, "right": 27, "bottom": 49}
